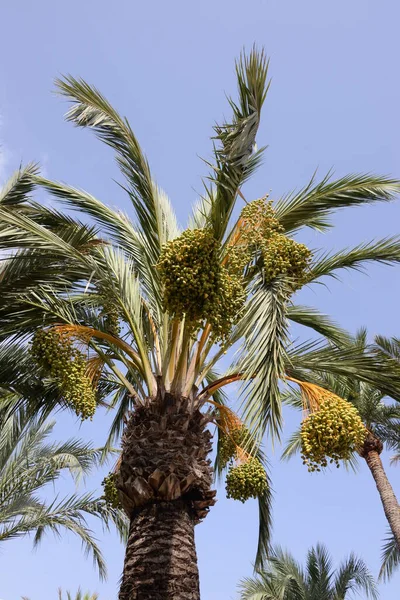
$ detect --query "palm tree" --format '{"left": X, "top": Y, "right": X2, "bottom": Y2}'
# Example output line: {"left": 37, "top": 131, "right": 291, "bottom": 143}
{"left": 0, "top": 398, "right": 127, "bottom": 579}
{"left": 282, "top": 331, "right": 400, "bottom": 563}
{"left": 56, "top": 593, "right": 99, "bottom": 600}
{"left": 1, "top": 49, "right": 400, "bottom": 598}
{"left": 23, "top": 590, "right": 99, "bottom": 600}
{"left": 238, "top": 544, "right": 378, "bottom": 600}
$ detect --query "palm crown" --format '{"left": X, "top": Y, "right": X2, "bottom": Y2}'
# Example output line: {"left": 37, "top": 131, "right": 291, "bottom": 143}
{"left": 1, "top": 49, "right": 400, "bottom": 587}
{"left": 238, "top": 544, "right": 378, "bottom": 600}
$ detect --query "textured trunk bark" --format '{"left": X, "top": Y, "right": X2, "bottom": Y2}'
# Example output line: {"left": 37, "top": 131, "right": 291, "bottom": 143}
{"left": 362, "top": 435, "right": 400, "bottom": 549}
{"left": 118, "top": 499, "right": 200, "bottom": 600}
{"left": 116, "top": 394, "right": 215, "bottom": 600}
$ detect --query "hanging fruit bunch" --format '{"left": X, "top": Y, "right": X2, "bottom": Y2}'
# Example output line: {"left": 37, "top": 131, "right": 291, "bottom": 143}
{"left": 157, "top": 198, "right": 311, "bottom": 341}
{"left": 157, "top": 228, "right": 245, "bottom": 342}
{"left": 216, "top": 407, "right": 268, "bottom": 502}
{"left": 218, "top": 409, "right": 251, "bottom": 468}
{"left": 30, "top": 328, "right": 97, "bottom": 420}
{"left": 300, "top": 392, "right": 366, "bottom": 472}
{"left": 225, "top": 456, "right": 268, "bottom": 503}
{"left": 102, "top": 472, "right": 121, "bottom": 509}
{"left": 238, "top": 197, "right": 312, "bottom": 289}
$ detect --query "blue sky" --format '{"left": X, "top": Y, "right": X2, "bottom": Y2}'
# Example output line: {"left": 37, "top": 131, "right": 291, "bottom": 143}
{"left": 1, "top": 0, "right": 400, "bottom": 598}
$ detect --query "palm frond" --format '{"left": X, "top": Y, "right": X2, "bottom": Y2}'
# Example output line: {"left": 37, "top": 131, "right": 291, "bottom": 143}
{"left": 308, "top": 237, "right": 400, "bottom": 283}
{"left": 286, "top": 342, "right": 400, "bottom": 404}
{"left": 334, "top": 553, "right": 378, "bottom": 599}
{"left": 207, "top": 48, "right": 270, "bottom": 240}
{"left": 281, "top": 428, "right": 302, "bottom": 462}
{"left": 374, "top": 335, "right": 400, "bottom": 361}
{"left": 0, "top": 163, "right": 39, "bottom": 206}
{"left": 55, "top": 76, "right": 178, "bottom": 265}
{"left": 274, "top": 172, "right": 400, "bottom": 233}
{"left": 287, "top": 305, "right": 351, "bottom": 346}
{"left": 0, "top": 407, "right": 126, "bottom": 579}
{"left": 379, "top": 530, "right": 400, "bottom": 582}
{"left": 236, "top": 277, "right": 289, "bottom": 438}
{"left": 255, "top": 486, "right": 274, "bottom": 571}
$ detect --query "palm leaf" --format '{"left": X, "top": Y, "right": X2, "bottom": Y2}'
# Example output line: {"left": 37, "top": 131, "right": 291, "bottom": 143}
{"left": 237, "top": 277, "right": 289, "bottom": 438}
{"left": 55, "top": 76, "right": 179, "bottom": 267}
{"left": 275, "top": 172, "right": 400, "bottom": 233}
{"left": 0, "top": 163, "right": 39, "bottom": 206}
{"left": 287, "top": 305, "right": 351, "bottom": 346}
{"left": 308, "top": 237, "right": 400, "bottom": 283}
{"left": 207, "top": 48, "right": 270, "bottom": 240}
{"left": 379, "top": 530, "right": 400, "bottom": 582}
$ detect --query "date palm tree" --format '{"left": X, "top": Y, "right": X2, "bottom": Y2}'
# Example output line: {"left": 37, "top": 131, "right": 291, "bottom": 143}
{"left": 238, "top": 544, "right": 378, "bottom": 600}
{"left": 0, "top": 398, "right": 127, "bottom": 580}
{"left": 23, "top": 590, "right": 99, "bottom": 600}
{"left": 282, "top": 331, "right": 400, "bottom": 571}
{"left": 1, "top": 50, "right": 400, "bottom": 598}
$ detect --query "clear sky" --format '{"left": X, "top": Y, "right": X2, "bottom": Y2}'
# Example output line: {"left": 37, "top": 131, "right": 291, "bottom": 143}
{"left": 1, "top": 1, "right": 400, "bottom": 598}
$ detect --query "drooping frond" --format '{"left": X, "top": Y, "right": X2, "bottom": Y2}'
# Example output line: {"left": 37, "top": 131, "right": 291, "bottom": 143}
{"left": 55, "top": 76, "right": 179, "bottom": 265}
{"left": 255, "top": 483, "right": 274, "bottom": 571}
{"left": 379, "top": 530, "right": 400, "bottom": 582}
{"left": 237, "top": 277, "right": 289, "bottom": 438}
{"left": 275, "top": 172, "right": 400, "bottom": 233}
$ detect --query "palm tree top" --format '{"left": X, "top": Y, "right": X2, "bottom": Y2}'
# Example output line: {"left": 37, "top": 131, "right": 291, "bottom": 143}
{"left": 239, "top": 544, "right": 378, "bottom": 600}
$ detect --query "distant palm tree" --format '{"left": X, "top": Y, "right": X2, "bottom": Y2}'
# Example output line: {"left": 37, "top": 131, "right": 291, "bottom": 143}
{"left": 239, "top": 544, "right": 378, "bottom": 600}
{"left": 2, "top": 50, "right": 400, "bottom": 598}
{"left": 0, "top": 399, "right": 126, "bottom": 579}
{"left": 282, "top": 331, "right": 400, "bottom": 577}
{"left": 23, "top": 589, "right": 99, "bottom": 600}
{"left": 56, "top": 591, "right": 99, "bottom": 600}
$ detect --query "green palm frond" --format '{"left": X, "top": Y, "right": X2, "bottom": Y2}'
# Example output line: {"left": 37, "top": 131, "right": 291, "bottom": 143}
{"left": 281, "top": 428, "right": 302, "bottom": 462}
{"left": 0, "top": 163, "right": 39, "bottom": 206}
{"left": 0, "top": 205, "right": 84, "bottom": 258}
{"left": 275, "top": 172, "right": 400, "bottom": 233}
{"left": 255, "top": 486, "right": 274, "bottom": 571}
{"left": 307, "top": 237, "right": 400, "bottom": 283}
{"left": 239, "top": 544, "right": 377, "bottom": 600}
{"left": 237, "top": 277, "right": 289, "bottom": 437}
{"left": 55, "top": 75, "right": 178, "bottom": 266}
{"left": 57, "top": 591, "right": 99, "bottom": 600}
{"left": 207, "top": 48, "right": 270, "bottom": 240}
{"left": 0, "top": 407, "right": 127, "bottom": 578}
{"left": 379, "top": 530, "right": 400, "bottom": 582}
{"left": 287, "top": 305, "right": 351, "bottom": 346}
{"left": 334, "top": 553, "right": 378, "bottom": 599}
{"left": 286, "top": 341, "right": 400, "bottom": 403}
{"left": 374, "top": 335, "right": 400, "bottom": 361}
{"left": 306, "top": 544, "right": 333, "bottom": 596}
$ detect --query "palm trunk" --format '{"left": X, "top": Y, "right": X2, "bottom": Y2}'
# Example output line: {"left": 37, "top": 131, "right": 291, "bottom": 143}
{"left": 116, "top": 392, "right": 216, "bottom": 600}
{"left": 119, "top": 500, "right": 200, "bottom": 600}
{"left": 361, "top": 433, "right": 400, "bottom": 549}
